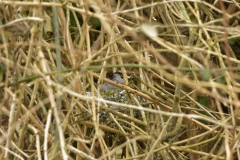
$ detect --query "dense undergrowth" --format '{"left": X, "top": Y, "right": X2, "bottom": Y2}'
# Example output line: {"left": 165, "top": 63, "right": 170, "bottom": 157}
{"left": 0, "top": 0, "right": 240, "bottom": 159}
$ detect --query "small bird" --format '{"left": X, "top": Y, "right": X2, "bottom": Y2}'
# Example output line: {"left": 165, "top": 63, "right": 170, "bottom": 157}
{"left": 100, "top": 72, "right": 124, "bottom": 92}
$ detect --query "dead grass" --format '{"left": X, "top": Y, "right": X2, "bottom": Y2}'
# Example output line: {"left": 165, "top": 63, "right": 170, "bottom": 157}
{"left": 0, "top": 0, "right": 240, "bottom": 159}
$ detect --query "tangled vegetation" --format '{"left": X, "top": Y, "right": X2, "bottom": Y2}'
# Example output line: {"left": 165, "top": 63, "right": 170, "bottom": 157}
{"left": 0, "top": 0, "right": 240, "bottom": 159}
